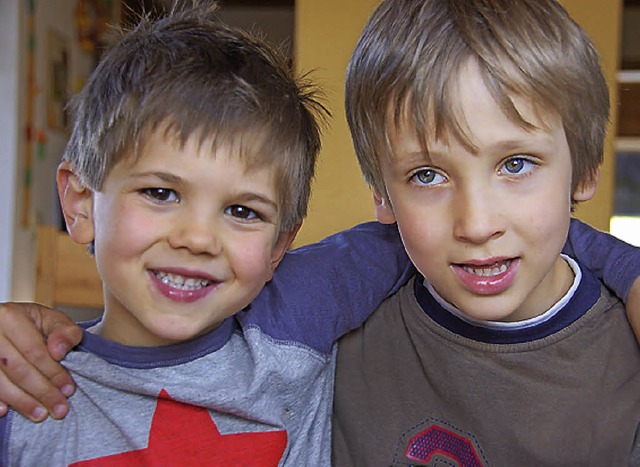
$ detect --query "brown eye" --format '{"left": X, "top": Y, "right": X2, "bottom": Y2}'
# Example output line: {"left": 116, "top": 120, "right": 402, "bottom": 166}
{"left": 226, "top": 205, "right": 259, "bottom": 220}
{"left": 143, "top": 188, "right": 179, "bottom": 203}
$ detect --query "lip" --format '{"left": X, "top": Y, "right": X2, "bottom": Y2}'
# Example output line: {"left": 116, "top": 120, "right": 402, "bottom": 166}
{"left": 451, "top": 257, "right": 520, "bottom": 295}
{"left": 148, "top": 268, "right": 221, "bottom": 303}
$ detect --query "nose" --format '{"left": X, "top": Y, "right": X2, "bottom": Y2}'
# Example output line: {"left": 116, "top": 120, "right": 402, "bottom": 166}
{"left": 452, "top": 184, "right": 506, "bottom": 245}
{"left": 167, "top": 209, "right": 222, "bottom": 256}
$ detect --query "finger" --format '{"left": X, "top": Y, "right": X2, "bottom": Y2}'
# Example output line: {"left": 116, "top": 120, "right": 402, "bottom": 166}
{"left": 0, "top": 338, "right": 71, "bottom": 420}
{"left": 0, "top": 303, "right": 75, "bottom": 418}
{"left": 0, "top": 365, "right": 50, "bottom": 422}
{"left": 25, "top": 303, "right": 82, "bottom": 360}
{"left": 25, "top": 303, "right": 81, "bottom": 389}
{"left": 44, "top": 320, "right": 84, "bottom": 363}
{"left": 626, "top": 277, "right": 640, "bottom": 342}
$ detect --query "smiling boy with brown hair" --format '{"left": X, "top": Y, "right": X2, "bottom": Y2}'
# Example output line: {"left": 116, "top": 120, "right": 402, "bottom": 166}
{"left": 0, "top": 3, "right": 420, "bottom": 464}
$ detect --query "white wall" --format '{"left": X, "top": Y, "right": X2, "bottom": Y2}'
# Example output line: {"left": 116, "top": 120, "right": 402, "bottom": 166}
{"left": 0, "top": 0, "right": 21, "bottom": 301}
{"left": 1, "top": 0, "right": 104, "bottom": 301}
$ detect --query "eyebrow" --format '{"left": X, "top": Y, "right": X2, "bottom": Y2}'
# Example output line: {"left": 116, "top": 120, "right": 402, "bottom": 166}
{"left": 426, "top": 132, "right": 556, "bottom": 158}
{"left": 485, "top": 137, "right": 554, "bottom": 153}
{"left": 391, "top": 147, "right": 432, "bottom": 166}
{"left": 233, "top": 192, "right": 279, "bottom": 212}
{"left": 130, "top": 171, "right": 183, "bottom": 184}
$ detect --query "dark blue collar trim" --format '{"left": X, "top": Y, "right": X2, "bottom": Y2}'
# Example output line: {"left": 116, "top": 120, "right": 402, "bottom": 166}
{"left": 76, "top": 316, "right": 237, "bottom": 368}
{"left": 413, "top": 262, "right": 600, "bottom": 344}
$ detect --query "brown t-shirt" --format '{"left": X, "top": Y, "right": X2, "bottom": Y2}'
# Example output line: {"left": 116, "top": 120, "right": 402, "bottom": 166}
{"left": 333, "top": 272, "right": 640, "bottom": 466}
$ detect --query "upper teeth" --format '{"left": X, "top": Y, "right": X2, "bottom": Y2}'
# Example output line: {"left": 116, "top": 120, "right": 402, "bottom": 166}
{"left": 463, "top": 263, "right": 508, "bottom": 277}
{"left": 155, "top": 271, "right": 212, "bottom": 290}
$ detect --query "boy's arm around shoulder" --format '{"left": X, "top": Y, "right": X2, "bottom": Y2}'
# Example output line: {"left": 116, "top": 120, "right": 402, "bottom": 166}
{"left": 247, "top": 222, "right": 414, "bottom": 353}
{"left": 565, "top": 217, "right": 640, "bottom": 338}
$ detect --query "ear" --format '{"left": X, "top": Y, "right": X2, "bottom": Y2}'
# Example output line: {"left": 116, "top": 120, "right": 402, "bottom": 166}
{"left": 267, "top": 223, "right": 302, "bottom": 280}
{"left": 57, "top": 161, "right": 95, "bottom": 245}
{"left": 573, "top": 168, "right": 599, "bottom": 202}
{"left": 373, "top": 190, "right": 397, "bottom": 224}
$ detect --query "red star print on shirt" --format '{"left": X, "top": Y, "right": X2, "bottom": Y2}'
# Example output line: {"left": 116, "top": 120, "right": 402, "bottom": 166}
{"left": 70, "top": 389, "right": 288, "bottom": 466}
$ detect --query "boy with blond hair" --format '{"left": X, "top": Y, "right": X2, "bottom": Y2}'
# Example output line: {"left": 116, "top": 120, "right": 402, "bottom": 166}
{"left": 333, "top": 0, "right": 640, "bottom": 464}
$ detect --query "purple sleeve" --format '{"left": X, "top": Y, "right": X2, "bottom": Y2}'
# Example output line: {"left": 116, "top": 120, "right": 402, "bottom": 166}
{"left": 563, "top": 218, "right": 640, "bottom": 301}
{"left": 241, "top": 222, "right": 414, "bottom": 353}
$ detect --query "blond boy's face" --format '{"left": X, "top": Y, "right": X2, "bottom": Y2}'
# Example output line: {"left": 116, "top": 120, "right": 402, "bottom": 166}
{"left": 375, "top": 60, "right": 597, "bottom": 322}
{"left": 64, "top": 130, "right": 295, "bottom": 346}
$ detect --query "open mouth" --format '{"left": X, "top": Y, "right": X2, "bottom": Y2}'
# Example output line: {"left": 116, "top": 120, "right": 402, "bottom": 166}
{"left": 153, "top": 271, "right": 213, "bottom": 291}
{"left": 460, "top": 259, "right": 513, "bottom": 278}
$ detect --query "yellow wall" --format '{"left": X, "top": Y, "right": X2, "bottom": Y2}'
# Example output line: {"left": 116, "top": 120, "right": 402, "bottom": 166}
{"left": 561, "top": 0, "right": 622, "bottom": 231}
{"left": 294, "top": 0, "right": 621, "bottom": 246}
{"left": 293, "top": 0, "right": 378, "bottom": 246}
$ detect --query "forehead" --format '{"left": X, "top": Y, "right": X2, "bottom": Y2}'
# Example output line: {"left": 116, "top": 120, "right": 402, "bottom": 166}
{"left": 388, "top": 59, "right": 564, "bottom": 156}
{"left": 129, "top": 124, "right": 276, "bottom": 167}
{"left": 453, "top": 61, "right": 562, "bottom": 145}
{"left": 117, "top": 127, "right": 281, "bottom": 190}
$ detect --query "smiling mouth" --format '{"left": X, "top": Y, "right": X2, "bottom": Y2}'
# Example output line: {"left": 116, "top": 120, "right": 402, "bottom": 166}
{"left": 460, "top": 259, "right": 512, "bottom": 277}
{"left": 153, "top": 271, "right": 214, "bottom": 290}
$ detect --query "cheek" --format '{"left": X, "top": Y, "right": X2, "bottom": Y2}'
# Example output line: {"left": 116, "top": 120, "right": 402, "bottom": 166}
{"left": 227, "top": 236, "right": 275, "bottom": 281}
{"left": 396, "top": 213, "right": 445, "bottom": 275}
{"left": 93, "top": 199, "right": 159, "bottom": 259}
{"left": 517, "top": 184, "right": 572, "bottom": 248}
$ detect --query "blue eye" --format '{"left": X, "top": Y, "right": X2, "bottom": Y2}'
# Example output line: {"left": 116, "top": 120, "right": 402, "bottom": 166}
{"left": 412, "top": 169, "right": 446, "bottom": 186}
{"left": 143, "top": 188, "right": 179, "bottom": 203}
{"left": 501, "top": 157, "right": 535, "bottom": 175}
{"left": 226, "top": 205, "right": 259, "bottom": 220}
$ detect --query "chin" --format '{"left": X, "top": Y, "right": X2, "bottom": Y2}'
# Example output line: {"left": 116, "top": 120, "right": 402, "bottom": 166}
{"left": 138, "top": 321, "right": 201, "bottom": 345}
{"left": 457, "top": 299, "right": 522, "bottom": 323}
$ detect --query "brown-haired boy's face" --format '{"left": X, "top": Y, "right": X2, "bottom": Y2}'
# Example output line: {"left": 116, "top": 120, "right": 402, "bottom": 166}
{"left": 59, "top": 129, "right": 297, "bottom": 347}
{"left": 374, "top": 60, "right": 597, "bottom": 323}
